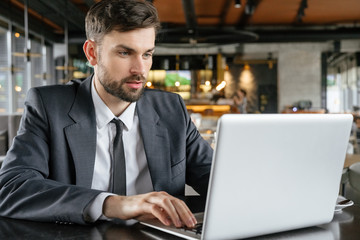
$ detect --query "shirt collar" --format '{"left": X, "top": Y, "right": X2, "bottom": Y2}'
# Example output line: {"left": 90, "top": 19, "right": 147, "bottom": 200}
{"left": 91, "top": 78, "right": 136, "bottom": 131}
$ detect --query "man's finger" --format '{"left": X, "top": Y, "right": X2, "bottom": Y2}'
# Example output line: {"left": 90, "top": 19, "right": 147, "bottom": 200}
{"left": 172, "top": 198, "right": 197, "bottom": 228}
{"left": 146, "top": 192, "right": 195, "bottom": 228}
{"left": 150, "top": 194, "right": 183, "bottom": 227}
{"left": 139, "top": 201, "right": 171, "bottom": 226}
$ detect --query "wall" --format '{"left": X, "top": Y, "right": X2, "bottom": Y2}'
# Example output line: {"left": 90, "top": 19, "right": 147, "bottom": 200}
{"left": 278, "top": 48, "right": 321, "bottom": 112}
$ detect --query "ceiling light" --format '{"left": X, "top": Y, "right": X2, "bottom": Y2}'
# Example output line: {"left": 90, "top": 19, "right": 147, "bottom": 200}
{"left": 235, "top": 0, "right": 241, "bottom": 8}
{"left": 216, "top": 81, "right": 227, "bottom": 91}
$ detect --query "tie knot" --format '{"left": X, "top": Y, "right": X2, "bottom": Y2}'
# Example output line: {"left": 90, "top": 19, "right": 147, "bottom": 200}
{"left": 111, "top": 118, "right": 123, "bottom": 131}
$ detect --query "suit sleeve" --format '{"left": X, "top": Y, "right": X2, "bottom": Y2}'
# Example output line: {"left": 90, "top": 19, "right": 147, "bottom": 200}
{"left": 176, "top": 95, "right": 213, "bottom": 196}
{"left": 0, "top": 88, "right": 102, "bottom": 224}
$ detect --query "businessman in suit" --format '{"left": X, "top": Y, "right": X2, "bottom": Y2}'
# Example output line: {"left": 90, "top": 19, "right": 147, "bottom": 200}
{"left": 0, "top": 0, "right": 213, "bottom": 228}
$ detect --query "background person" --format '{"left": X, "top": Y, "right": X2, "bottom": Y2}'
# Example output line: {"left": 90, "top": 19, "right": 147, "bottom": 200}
{"left": 233, "top": 88, "right": 247, "bottom": 113}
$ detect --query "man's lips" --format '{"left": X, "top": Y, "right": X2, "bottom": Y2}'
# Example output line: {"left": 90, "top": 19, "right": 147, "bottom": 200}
{"left": 125, "top": 80, "right": 144, "bottom": 89}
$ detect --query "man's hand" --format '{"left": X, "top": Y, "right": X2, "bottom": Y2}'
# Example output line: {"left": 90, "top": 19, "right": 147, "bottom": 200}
{"left": 103, "top": 191, "right": 197, "bottom": 228}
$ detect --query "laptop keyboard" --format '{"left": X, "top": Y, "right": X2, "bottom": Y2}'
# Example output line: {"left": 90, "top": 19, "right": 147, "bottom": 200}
{"left": 182, "top": 222, "right": 203, "bottom": 235}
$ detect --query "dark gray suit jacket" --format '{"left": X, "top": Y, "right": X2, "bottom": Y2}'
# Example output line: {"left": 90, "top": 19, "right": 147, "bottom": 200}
{"left": 0, "top": 76, "right": 213, "bottom": 224}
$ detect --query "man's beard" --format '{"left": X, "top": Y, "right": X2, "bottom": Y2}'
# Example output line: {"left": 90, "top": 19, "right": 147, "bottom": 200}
{"left": 97, "top": 62, "right": 146, "bottom": 103}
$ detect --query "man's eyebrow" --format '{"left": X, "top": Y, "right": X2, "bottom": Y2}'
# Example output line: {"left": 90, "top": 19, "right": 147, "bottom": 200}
{"left": 147, "top": 47, "right": 156, "bottom": 52}
{"left": 114, "top": 44, "right": 155, "bottom": 53}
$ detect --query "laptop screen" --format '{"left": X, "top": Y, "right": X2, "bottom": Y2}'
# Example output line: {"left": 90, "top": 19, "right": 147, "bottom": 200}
{"left": 202, "top": 114, "right": 352, "bottom": 239}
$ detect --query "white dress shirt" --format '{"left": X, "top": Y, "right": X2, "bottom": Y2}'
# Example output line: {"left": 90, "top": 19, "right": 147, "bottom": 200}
{"left": 85, "top": 78, "right": 153, "bottom": 222}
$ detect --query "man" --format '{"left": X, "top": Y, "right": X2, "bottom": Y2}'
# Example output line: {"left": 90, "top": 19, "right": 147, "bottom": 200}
{"left": 0, "top": 0, "right": 213, "bottom": 228}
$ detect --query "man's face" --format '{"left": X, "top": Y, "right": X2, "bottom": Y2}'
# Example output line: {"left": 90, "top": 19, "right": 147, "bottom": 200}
{"left": 94, "top": 28, "right": 155, "bottom": 102}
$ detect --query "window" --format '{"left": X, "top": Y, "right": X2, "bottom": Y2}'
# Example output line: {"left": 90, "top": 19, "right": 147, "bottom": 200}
{"left": 0, "top": 26, "right": 9, "bottom": 113}
{"left": 0, "top": 19, "right": 54, "bottom": 114}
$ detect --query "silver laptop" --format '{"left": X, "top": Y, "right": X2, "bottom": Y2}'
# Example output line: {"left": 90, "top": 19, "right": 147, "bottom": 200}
{"left": 141, "top": 114, "right": 353, "bottom": 240}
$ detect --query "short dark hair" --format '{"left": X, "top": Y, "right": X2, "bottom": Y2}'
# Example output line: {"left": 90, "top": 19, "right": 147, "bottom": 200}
{"left": 85, "top": 0, "right": 161, "bottom": 43}
{"left": 240, "top": 88, "right": 247, "bottom": 96}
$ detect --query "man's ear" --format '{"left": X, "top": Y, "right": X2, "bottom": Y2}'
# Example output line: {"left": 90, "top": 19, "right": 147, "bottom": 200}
{"left": 83, "top": 40, "right": 97, "bottom": 66}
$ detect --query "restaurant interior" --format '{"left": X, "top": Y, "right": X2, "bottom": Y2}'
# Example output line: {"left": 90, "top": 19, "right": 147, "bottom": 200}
{"left": 0, "top": 1, "right": 360, "bottom": 237}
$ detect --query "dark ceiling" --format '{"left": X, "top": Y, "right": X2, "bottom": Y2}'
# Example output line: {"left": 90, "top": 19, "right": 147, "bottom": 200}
{"left": 1, "top": 0, "right": 360, "bottom": 45}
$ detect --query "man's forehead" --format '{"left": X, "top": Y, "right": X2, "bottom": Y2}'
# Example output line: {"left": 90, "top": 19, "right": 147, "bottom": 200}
{"left": 102, "top": 29, "right": 155, "bottom": 49}
{"left": 113, "top": 44, "right": 155, "bottom": 52}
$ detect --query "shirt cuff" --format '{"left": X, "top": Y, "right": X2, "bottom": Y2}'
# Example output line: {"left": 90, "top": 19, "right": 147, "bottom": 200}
{"left": 84, "top": 192, "right": 115, "bottom": 222}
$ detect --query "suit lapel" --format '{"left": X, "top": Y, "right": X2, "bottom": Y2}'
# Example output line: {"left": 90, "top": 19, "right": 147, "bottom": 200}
{"left": 64, "top": 77, "right": 97, "bottom": 188}
{"left": 137, "top": 95, "right": 171, "bottom": 191}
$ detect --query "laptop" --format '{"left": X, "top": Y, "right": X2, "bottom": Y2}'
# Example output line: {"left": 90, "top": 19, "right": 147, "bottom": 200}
{"left": 141, "top": 114, "right": 353, "bottom": 240}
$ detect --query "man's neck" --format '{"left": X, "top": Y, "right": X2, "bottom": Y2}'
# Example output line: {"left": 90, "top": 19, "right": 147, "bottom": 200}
{"left": 93, "top": 77, "right": 131, "bottom": 117}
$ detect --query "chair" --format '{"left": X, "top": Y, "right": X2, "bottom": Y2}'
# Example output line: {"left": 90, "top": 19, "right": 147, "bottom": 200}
{"left": 0, "top": 129, "right": 8, "bottom": 156}
{"left": 0, "top": 114, "right": 22, "bottom": 165}
{"left": 344, "top": 162, "right": 360, "bottom": 204}
{"left": 8, "top": 114, "right": 22, "bottom": 148}
{"left": 0, "top": 115, "right": 9, "bottom": 158}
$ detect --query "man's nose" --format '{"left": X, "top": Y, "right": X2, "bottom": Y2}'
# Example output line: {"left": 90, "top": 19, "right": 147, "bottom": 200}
{"left": 130, "top": 56, "right": 146, "bottom": 76}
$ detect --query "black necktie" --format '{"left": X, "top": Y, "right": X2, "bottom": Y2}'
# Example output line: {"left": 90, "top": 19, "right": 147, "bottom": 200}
{"left": 110, "top": 118, "right": 126, "bottom": 195}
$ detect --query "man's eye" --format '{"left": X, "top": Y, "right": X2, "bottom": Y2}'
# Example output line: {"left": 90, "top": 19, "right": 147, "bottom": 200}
{"left": 144, "top": 53, "right": 153, "bottom": 59}
{"left": 119, "top": 51, "right": 129, "bottom": 56}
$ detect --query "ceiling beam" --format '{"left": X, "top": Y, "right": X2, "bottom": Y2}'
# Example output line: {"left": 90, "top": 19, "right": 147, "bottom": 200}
{"left": 156, "top": 26, "right": 360, "bottom": 44}
{"left": 219, "top": 0, "right": 233, "bottom": 27}
{"left": 236, "top": 0, "right": 261, "bottom": 28}
{"left": 181, "top": 0, "right": 198, "bottom": 35}
{"left": 38, "top": 0, "right": 85, "bottom": 31}
{"left": 10, "top": 0, "right": 63, "bottom": 33}
{"left": 295, "top": 0, "right": 308, "bottom": 23}
{"left": 255, "top": 28, "right": 360, "bottom": 43}
{"left": 0, "top": 0, "right": 61, "bottom": 43}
